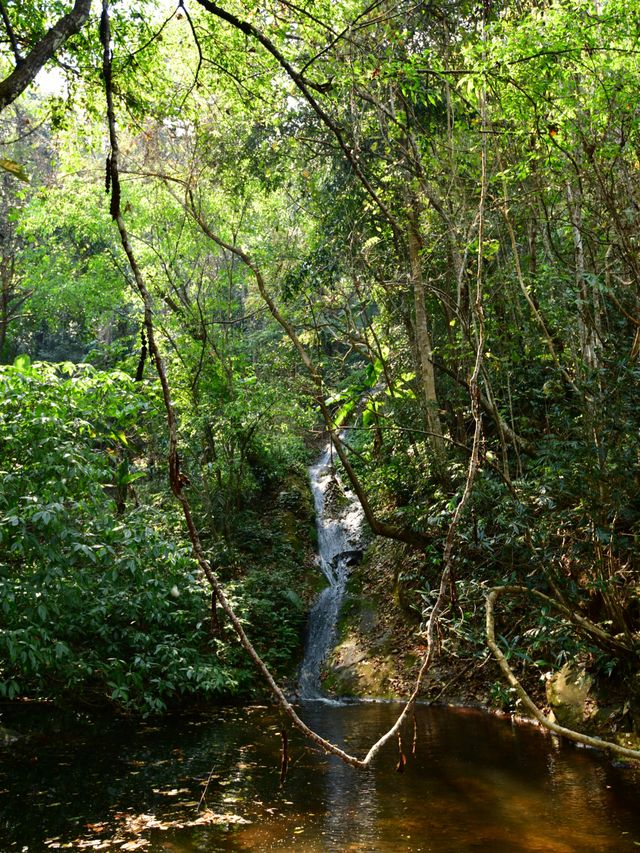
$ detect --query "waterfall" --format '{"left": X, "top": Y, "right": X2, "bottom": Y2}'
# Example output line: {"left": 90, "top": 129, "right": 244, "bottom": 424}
{"left": 298, "top": 439, "right": 365, "bottom": 699}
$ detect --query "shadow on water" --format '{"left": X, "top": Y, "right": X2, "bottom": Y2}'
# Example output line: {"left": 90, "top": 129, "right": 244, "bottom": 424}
{"left": 2, "top": 702, "right": 640, "bottom": 852}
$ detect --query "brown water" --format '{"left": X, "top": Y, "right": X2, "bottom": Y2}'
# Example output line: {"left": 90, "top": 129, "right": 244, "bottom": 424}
{"left": 1, "top": 701, "right": 639, "bottom": 852}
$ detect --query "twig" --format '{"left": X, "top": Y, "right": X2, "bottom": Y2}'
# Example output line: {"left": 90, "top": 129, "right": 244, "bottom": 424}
{"left": 197, "top": 764, "right": 217, "bottom": 811}
{"left": 279, "top": 726, "right": 289, "bottom": 786}
{"left": 177, "top": 0, "right": 204, "bottom": 107}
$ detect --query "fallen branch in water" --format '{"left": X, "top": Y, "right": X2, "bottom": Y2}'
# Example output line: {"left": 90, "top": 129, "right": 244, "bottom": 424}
{"left": 486, "top": 585, "right": 640, "bottom": 762}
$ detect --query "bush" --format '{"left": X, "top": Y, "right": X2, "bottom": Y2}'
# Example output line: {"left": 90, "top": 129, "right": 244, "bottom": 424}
{"left": 0, "top": 359, "right": 239, "bottom": 714}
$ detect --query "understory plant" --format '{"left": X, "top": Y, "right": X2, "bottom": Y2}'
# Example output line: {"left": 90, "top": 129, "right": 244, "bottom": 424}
{"left": 0, "top": 359, "right": 308, "bottom": 713}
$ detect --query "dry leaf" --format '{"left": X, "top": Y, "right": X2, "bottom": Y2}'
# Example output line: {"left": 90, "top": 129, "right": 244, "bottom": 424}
{"left": 151, "top": 788, "right": 190, "bottom": 797}
{"left": 84, "top": 823, "right": 109, "bottom": 833}
{"left": 120, "top": 840, "right": 150, "bottom": 851}
{"left": 186, "top": 809, "right": 250, "bottom": 827}
{"left": 0, "top": 157, "right": 29, "bottom": 182}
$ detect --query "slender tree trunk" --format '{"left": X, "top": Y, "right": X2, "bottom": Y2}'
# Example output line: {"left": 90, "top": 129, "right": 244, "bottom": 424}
{"left": 566, "top": 182, "right": 598, "bottom": 369}
{"left": 0, "top": 280, "right": 8, "bottom": 356}
{"left": 407, "top": 197, "right": 446, "bottom": 470}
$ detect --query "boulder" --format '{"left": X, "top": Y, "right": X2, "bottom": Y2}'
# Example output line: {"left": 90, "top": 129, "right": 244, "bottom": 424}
{"left": 546, "top": 664, "right": 597, "bottom": 729}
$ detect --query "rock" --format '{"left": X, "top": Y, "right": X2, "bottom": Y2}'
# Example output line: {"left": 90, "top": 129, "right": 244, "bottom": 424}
{"left": 332, "top": 549, "right": 363, "bottom": 568}
{"left": 332, "top": 637, "right": 368, "bottom": 670}
{"left": 546, "top": 664, "right": 597, "bottom": 729}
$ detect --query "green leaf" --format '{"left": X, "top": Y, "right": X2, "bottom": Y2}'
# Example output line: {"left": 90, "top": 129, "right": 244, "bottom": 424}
{"left": 120, "top": 471, "right": 145, "bottom": 485}
{"left": 362, "top": 400, "right": 381, "bottom": 428}
{"left": 334, "top": 398, "right": 356, "bottom": 427}
{"left": 72, "top": 543, "right": 97, "bottom": 563}
{"left": 283, "top": 589, "right": 303, "bottom": 609}
{"left": 13, "top": 354, "right": 32, "bottom": 372}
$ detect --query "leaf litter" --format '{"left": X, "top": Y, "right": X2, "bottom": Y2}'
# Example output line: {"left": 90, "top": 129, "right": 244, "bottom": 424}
{"left": 45, "top": 808, "right": 251, "bottom": 850}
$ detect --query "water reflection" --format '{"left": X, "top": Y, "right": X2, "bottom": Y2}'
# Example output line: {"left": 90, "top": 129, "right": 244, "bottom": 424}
{"left": 1, "top": 703, "right": 639, "bottom": 852}
{"left": 304, "top": 702, "right": 380, "bottom": 849}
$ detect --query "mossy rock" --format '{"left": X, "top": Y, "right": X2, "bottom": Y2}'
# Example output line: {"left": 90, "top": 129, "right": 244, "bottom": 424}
{"left": 546, "top": 664, "right": 597, "bottom": 729}
{"left": 325, "top": 637, "right": 397, "bottom": 699}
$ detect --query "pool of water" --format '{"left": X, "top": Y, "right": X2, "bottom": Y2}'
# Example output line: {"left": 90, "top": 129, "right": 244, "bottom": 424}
{"left": 1, "top": 701, "right": 639, "bottom": 851}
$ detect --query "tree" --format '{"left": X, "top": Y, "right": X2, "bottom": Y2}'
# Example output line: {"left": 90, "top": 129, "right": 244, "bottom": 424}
{"left": 0, "top": 0, "right": 91, "bottom": 113}
{"left": 2, "top": 0, "right": 640, "bottom": 763}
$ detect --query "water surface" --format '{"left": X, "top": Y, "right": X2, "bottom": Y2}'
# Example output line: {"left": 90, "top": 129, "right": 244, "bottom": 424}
{"left": 1, "top": 702, "right": 639, "bottom": 851}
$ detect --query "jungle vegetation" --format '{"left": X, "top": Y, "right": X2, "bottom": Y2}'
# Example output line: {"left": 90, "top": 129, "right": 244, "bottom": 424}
{"left": 1, "top": 0, "right": 639, "bottom": 756}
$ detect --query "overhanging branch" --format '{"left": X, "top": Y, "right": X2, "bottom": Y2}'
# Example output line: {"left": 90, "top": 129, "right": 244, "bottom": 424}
{"left": 486, "top": 585, "right": 640, "bottom": 762}
{"left": 0, "top": 0, "right": 92, "bottom": 112}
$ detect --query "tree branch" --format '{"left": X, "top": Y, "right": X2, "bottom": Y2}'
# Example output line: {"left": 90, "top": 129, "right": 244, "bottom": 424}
{"left": 194, "top": 0, "right": 402, "bottom": 242}
{"left": 0, "top": 0, "right": 92, "bottom": 112}
{"left": 486, "top": 585, "right": 640, "bottom": 762}
{"left": 0, "top": 0, "right": 22, "bottom": 65}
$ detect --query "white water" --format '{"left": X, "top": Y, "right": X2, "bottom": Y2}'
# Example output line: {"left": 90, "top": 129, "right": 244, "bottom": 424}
{"left": 298, "top": 439, "right": 365, "bottom": 699}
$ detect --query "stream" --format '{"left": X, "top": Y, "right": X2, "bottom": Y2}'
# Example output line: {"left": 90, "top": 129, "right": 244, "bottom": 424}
{"left": 2, "top": 443, "right": 640, "bottom": 851}
{"left": 2, "top": 702, "right": 640, "bottom": 851}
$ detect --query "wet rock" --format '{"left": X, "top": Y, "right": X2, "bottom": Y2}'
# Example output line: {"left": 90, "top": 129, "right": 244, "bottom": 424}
{"left": 332, "top": 549, "right": 363, "bottom": 568}
{"left": 546, "top": 664, "right": 597, "bottom": 729}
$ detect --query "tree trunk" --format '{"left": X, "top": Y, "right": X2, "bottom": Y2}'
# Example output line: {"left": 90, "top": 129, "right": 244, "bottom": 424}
{"left": 566, "top": 182, "right": 599, "bottom": 369}
{"left": 407, "top": 198, "right": 446, "bottom": 470}
{"left": 0, "top": 0, "right": 92, "bottom": 112}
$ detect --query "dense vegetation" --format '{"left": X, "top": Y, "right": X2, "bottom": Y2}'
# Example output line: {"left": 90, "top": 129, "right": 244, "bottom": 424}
{"left": 1, "top": 0, "right": 639, "bottom": 735}
{"left": 0, "top": 358, "right": 312, "bottom": 712}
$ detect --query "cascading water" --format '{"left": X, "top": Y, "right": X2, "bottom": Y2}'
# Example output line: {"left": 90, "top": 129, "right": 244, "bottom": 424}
{"left": 298, "top": 438, "right": 365, "bottom": 699}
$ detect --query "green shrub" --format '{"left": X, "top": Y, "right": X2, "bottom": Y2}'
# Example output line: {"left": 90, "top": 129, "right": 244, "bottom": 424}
{"left": 0, "top": 359, "right": 238, "bottom": 714}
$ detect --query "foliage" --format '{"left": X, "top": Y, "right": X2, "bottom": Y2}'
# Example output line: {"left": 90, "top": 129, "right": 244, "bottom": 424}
{"left": 1, "top": 0, "right": 640, "bottom": 718}
{"left": 0, "top": 359, "right": 308, "bottom": 713}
